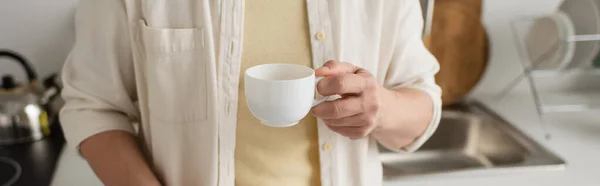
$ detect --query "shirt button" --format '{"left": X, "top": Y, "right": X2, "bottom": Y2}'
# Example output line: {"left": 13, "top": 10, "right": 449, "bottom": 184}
{"left": 323, "top": 143, "right": 333, "bottom": 151}
{"left": 316, "top": 32, "right": 327, "bottom": 40}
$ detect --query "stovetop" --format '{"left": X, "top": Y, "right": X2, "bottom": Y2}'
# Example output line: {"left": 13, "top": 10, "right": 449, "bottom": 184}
{"left": 0, "top": 120, "right": 65, "bottom": 186}
{"left": 0, "top": 156, "right": 20, "bottom": 186}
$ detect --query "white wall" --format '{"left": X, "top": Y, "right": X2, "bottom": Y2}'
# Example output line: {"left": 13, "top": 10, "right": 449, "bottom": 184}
{"left": 0, "top": 0, "right": 79, "bottom": 83}
{"left": 0, "top": 0, "right": 566, "bottom": 95}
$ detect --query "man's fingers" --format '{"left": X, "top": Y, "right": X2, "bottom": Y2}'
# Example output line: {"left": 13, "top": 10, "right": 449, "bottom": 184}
{"left": 317, "top": 74, "right": 368, "bottom": 96}
{"left": 315, "top": 60, "right": 361, "bottom": 77}
{"left": 311, "top": 97, "right": 363, "bottom": 119}
{"left": 315, "top": 60, "right": 374, "bottom": 96}
{"left": 312, "top": 61, "right": 378, "bottom": 140}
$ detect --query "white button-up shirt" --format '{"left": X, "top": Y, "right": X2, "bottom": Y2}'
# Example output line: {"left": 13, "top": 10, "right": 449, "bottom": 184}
{"left": 59, "top": 0, "right": 442, "bottom": 186}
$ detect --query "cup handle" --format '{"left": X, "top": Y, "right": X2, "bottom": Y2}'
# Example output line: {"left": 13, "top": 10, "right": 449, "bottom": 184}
{"left": 312, "top": 77, "right": 331, "bottom": 107}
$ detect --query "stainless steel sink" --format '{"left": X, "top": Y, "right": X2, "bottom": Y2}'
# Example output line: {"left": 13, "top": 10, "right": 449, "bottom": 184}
{"left": 380, "top": 101, "right": 565, "bottom": 179}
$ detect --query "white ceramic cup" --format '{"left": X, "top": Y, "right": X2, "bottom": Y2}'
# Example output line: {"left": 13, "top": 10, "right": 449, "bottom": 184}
{"left": 244, "top": 63, "right": 330, "bottom": 127}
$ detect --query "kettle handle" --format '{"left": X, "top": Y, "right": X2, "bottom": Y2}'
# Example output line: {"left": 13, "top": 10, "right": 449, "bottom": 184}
{"left": 0, "top": 50, "right": 38, "bottom": 84}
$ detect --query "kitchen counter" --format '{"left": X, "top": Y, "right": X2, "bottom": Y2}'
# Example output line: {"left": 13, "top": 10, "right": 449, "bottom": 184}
{"left": 384, "top": 94, "right": 600, "bottom": 186}
{"left": 50, "top": 94, "right": 600, "bottom": 186}
{"left": 50, "top": 144, "right": 103, "bottom": 186}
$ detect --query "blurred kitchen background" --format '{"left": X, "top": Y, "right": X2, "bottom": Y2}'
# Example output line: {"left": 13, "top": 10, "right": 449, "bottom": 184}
{"left": 1, "top": 0, "right": 599, "bottom": 186}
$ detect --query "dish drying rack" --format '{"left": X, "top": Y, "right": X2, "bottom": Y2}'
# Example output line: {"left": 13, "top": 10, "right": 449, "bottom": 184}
{"left": 501, "top": 15, "right": 600, "bottom": 118}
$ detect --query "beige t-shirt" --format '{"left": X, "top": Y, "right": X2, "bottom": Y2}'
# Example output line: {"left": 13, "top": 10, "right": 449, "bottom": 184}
{"left": 235, "top": 0, "right": 321, "bottom": 186}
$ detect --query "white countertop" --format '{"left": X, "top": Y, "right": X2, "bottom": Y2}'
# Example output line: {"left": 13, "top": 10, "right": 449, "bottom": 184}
{"left": 50, "top": 94, "right": 600, "bottom": 186}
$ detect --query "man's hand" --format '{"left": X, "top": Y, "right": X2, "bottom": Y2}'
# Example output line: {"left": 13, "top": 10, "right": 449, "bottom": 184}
{"left": 311, "top": 60, "right": 434, "bottom": 150}
{"left": 311, "top": 60, "right": 389, "bottom": 139}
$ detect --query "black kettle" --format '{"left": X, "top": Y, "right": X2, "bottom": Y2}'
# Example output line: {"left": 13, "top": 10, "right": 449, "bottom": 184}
{"left": 0, "top": 50, "right": 62, "bottom": 145}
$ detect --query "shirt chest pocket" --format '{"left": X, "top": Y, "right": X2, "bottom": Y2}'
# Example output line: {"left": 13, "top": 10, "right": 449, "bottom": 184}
{"left": 138, "top": 20, "right": 209, "bottom": 124}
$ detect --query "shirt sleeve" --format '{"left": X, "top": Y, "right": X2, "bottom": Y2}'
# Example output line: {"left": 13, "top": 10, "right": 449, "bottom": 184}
{"left": 60, "top": 0, "right": 139, "bottom": 154}
{"left": 381, "top": 0, "right": 442, "bottom": 153}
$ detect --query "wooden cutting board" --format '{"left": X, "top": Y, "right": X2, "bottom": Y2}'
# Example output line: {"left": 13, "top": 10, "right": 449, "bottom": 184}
{"left": 424, "top": 0, "right": 489, "bottom": 106}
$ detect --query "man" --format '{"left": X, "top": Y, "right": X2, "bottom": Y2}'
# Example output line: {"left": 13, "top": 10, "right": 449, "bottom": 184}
{"left": 60, "top": 0, "right": 441, "bottom": 186}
